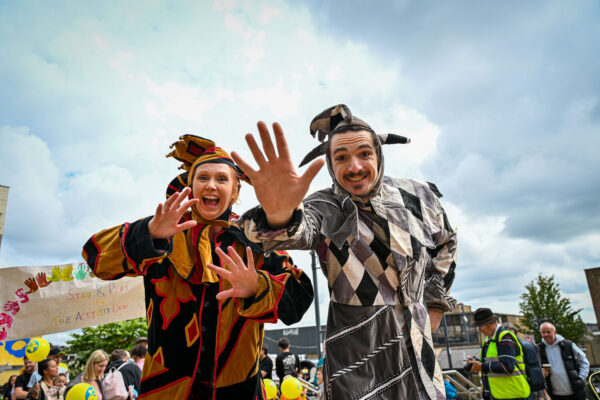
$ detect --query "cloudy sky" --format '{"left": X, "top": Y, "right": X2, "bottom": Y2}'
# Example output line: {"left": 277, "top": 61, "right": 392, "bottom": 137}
{"left": 1, "top": 0, "right": 599, "bottom": 342}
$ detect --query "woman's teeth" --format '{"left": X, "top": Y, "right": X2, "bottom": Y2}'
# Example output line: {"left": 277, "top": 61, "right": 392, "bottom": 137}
{"left": 203, "top": 196, "right": 220, "bottom": 206}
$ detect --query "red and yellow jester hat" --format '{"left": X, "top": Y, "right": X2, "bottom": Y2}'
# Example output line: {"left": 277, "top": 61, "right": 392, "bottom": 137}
{"left": 165, "top": 135, "right": 250, "bottom": 200}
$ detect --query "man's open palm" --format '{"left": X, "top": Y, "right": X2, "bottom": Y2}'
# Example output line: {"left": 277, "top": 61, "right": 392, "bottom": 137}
{"left": 231, "top": 121, "right": 324, "bottom": 228}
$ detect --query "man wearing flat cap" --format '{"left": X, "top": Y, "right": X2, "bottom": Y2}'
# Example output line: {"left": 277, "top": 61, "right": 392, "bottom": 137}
{"left": 234, "top": 105, "right": 458, "bottom": 399}
{"left": 468, "top": 308, "right": 531, "bottom": 400}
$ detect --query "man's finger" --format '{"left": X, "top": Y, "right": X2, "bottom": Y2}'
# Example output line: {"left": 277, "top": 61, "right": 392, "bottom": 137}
{"left": 257, "top": 121, "right": 278, "bottom": 161}
{"left": 300, "top": 158, "right": 325, "bottom": 186}
{"left": 231, "top": 151, "right": 258, "bottom": 177}
{"left": 272, "top": 122, "right": 291, "bottom": 162}
{"left": 246, "top": 133, "right": 268, "bottom": 168}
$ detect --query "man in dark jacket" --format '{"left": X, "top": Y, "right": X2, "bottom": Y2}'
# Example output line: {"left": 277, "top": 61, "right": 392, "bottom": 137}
{"left": 106, "top": 349, "right": 142, "bottom": 399}
{"left": 537, "top": 322, "right": 589, "bottom": 400}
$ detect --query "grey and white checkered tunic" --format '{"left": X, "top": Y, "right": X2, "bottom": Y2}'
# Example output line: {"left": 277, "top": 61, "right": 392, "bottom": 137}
{"left": 242, "top": 176, "right": 457, "bottom": 400}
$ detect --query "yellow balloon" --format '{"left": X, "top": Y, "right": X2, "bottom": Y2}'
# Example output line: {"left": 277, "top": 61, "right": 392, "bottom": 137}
{"left": 58, "top": 362, "right": 69, "bottom": 370}
{"left": 263, "top": 378, "right": 278, "bottom": 399}
{"left": 66, "top": 383, "right": 98, "bottom": 400}
{"left": 25, "top": 337, "right": 50, "bottom": 362}
{"left": 281, "top": 377, "right": 302, "bottom": 399}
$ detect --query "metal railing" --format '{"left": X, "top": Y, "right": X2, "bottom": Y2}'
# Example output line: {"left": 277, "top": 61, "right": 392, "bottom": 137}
{"left": 442, "top": 370, "right": 482, "bottom": 400}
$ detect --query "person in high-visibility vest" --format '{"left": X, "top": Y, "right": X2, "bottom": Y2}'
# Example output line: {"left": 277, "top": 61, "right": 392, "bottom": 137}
{"left": 468, "top": 308, "right": 531, "bottom": 400}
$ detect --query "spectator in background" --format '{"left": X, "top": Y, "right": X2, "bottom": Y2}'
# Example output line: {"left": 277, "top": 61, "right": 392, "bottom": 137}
{"left": 538, "top": 322, "right": 589, "bottom": 400}
{"left": 259, "top": 346, "right": 273, "bottom": 380}
{"left": 444, "top": 377, "right": 460, "bottom": 400}
{"left": 315, "top": 366, "right": 323, "bottom": 399}
{"left": 135, "top": 337, "right": 147, "bottom": 349}
{"left": 106, "top": 349, "right": 141, "bottom": 399}
{"left": 29, "top": 358, "right": 63, "bottom": 400}
{"left": 53, "top": 375, "right": 66, "bottom": 389}
{"left": 276, "top": 338, "right": 299, "bottom": 385}
{"left": 14, "top": 357, "right": 36, "bottom": 399}
{"left": 503, "top": 323, "right": 549, "bottom": 400}
{"left": 129, "top": 344, "right": 146, "bottom": 372}
{"left": 2, "top": 375, "right": 16, "bottom": 400}
{"left": 65, "top": 350, "right": 108, "bottom": 399}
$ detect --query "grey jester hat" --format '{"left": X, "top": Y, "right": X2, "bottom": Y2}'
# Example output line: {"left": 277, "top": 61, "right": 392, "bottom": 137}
{"left": 299, "top": 104, "right": 411, "bottom": 199}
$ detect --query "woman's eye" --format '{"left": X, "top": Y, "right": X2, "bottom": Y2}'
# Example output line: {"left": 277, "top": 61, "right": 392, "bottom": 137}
{"left": 197, "top": 176, "right": 208, "bottom": 181}
{"left": 217, "top": 176, "right": 228, "bottom": 182}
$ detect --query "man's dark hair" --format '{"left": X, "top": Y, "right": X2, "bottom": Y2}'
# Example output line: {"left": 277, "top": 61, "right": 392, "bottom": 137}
{"left": 262, "top": 346, "right": 268, "bottom": 355}
{"left": 130, "top": 343, "right": 147, "bottom": 358}
{"left": 278, "top": 337, "right": 290, "bottom": 349}
{"left": 110, "top": 349, "right": 129, "bottom": 363}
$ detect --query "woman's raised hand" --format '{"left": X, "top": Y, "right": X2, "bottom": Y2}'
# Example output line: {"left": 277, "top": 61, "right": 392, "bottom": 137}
{"left": 148, "top": 187, "right": 199, "bottom": 239}
{"left": 207, "top": 246, "right": 258, "bottom": 300}
{"left": 231, "top": 121, "right": 324, "bottom": 228}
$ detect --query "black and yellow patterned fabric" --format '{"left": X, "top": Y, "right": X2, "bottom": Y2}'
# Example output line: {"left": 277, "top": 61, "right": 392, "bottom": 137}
{"left": 83, "top": 214, "right": 313, "bottom": 399}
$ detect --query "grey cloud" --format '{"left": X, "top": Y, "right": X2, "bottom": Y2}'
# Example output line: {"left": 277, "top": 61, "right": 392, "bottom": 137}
{"left": 300, "top": 0, "right": 600, "bottom": 243}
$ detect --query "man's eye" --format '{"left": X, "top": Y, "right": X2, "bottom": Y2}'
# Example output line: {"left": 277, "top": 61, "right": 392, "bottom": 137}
{"left": 335, "top": 155, "right": 345, "bottom": 162}
{"left": 361, "top": 151, "right": 373, "bottom": 158}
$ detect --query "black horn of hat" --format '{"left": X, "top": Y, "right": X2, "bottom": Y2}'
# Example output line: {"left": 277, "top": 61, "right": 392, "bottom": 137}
{"left": 472, "top": 308, "right": 499, "bottom": 327}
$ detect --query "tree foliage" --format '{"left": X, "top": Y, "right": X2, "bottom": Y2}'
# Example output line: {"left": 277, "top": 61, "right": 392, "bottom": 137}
{"left": 65, "top": 317, "right": 147, "bottom": 376}
{"left": 518, "top": 273, "right": 587, "bottom": 343}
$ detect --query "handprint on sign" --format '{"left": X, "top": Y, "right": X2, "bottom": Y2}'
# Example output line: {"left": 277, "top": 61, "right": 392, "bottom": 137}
{"left": 3, "top": 301, "right": 20, "bottom": 316}
{"left": 0, "top": 312, "right": 14, "bottom": 329}
{"left": 0, "top": 327, "right": 6, "bottom": 341}
{"left": 24, "top": 277, "right": 39, "bottom": 294}
{"left": 16, "top": 288, "right": 29, "bottom": 303}
{"left": 48, "top": 266, "right": 62, "bottom": 282}
{"left": 60, "top": 266, "right": 74, "bottom": 281}
{"left": 73, "top": 263, "right": 88, "bottom": 280}
{"left": 36, "top": 272, "right": 51, "bottom": 288}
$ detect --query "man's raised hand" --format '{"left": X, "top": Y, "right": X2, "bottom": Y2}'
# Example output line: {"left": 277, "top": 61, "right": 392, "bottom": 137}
{"left": 148, "top": 187, "right": 199, "bottom": 239}
{"left": 231, "top": 121, "right": 324, "bottom": 228}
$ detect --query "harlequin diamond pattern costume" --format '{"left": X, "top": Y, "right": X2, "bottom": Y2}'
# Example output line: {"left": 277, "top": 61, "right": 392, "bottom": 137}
{"left": 83, "top": 136, "right": 313, "bottom": 399}
{"left": 242, "top": 105, "right": 458, "bottom": 399}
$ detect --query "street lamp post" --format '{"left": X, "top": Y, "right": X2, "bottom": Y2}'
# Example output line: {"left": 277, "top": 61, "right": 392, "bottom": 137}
{"left": 442, "top": 314, "right": 453, "bottom": 369}
{"left": 311, "top": 250, "right": 323, "bottom": 360}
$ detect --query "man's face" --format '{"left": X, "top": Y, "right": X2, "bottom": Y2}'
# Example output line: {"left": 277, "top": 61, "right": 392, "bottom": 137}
{"left": 24, "top": 358, "right": 35, "bottom": 373}
{"left": 260, "top": 349, "right": 266, "bottom": 359}
{"left": 540, "top": 323, "right": 557, "bottom": 344}
{"left": 330, "top": 130, "right": 378, "bottom": 198}
{"left": 478, "top": 322, "right": 496, "bottom": 338}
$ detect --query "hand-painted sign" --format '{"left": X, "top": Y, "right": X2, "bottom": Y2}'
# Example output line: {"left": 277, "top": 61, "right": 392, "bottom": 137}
{"left": 0, "top": 263, "right": 145, "bottom": 342}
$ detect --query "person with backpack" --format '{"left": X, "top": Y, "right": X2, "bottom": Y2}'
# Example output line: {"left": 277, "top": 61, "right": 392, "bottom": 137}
{"left": 537, "top": 322, "right": 589, "bottom": 400}
{"left": 103, "top": 350, "right": 141, "bottom": 400}
{"left": 467, "top": 308, "right": 530, "bottom": 400}
{"left": 503, "top": 323, "right": 549, "bottom": 400}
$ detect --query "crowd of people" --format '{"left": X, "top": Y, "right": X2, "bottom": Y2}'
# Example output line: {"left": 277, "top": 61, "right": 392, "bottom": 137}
{"left": 0, "top": 338, "right": 148, "bottom": 400}
{"left": 467, "top": 308, "right": 590, "bottom": 400}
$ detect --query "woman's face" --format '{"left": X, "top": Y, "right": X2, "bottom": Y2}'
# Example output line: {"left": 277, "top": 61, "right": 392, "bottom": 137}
{"left": 42, "top": 360, "right": 58, "bottom": 378}
{"left": 192, "top": 163, "right": 239, "bottom": 220}
{"left": 9, "top": 376, "right": 16, "bottom": 385}
{"left": 93, "top": 359, "right": 108, "bottom": 378}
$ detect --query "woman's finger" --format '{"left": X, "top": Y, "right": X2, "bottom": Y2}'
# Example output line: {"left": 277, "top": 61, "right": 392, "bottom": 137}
{"left": 245, "top": 247, "right": 255, "bottom": 273}
{"left": 257, "top": 121, "right": 277, "bottom": 161}
{"left": 228, "top": 246, "right": 246, "bottom": 270}
{"left": 215, "top": 247, "right": 238, "bottom": 271}
{"left": 206, "top": 263, "right": 232, "bottom": 279}
{"left": 215, "top": 288, "right": 236, "bottom": 300}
